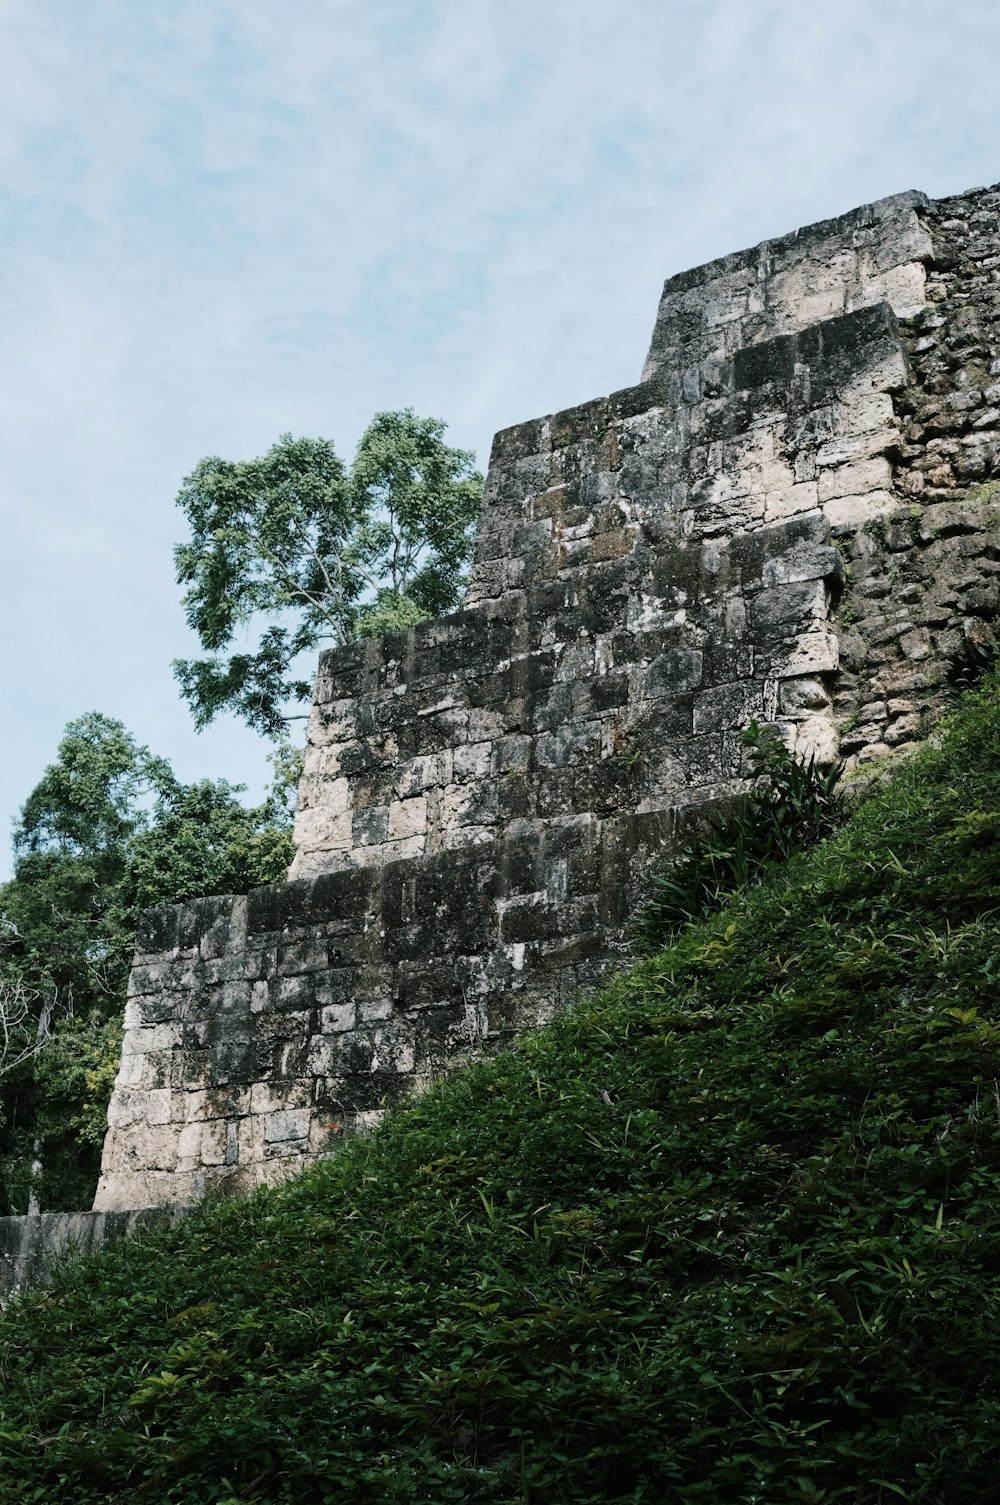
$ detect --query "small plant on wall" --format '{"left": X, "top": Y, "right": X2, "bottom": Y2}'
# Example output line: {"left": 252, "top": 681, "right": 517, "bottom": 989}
{"left": 634, "top": 723, "right": 843, "bottom": 952}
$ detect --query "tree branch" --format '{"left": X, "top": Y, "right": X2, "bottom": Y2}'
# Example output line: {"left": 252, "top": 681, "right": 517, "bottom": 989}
{"left": 0, "top": 978, "right": 57, "bottom": 1080}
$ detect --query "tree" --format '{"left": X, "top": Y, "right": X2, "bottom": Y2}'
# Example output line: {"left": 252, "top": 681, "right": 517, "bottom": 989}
{"left": 0, "top": 714, "right": 297, "bottom": 1213}
{"left": 172, "top": 410, "right": 482, "bottom": 736}
{"left": 3, "top": 713, "right": 179, "bottom": 1014}
{"left": 115, "top": 776, "right": 297, "bottom": 934}
{"left": 0, "top": 971, "right": 55, "bottom": 1081}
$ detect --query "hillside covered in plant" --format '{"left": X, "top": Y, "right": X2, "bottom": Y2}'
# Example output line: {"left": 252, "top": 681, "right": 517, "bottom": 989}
{"left": 3, "top": 669, "right": 1000, "bottom": 1503}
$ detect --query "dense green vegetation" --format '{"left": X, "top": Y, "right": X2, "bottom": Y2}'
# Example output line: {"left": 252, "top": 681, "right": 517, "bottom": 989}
{"left": 3, "top": 669, "right": 1000, "bottom": 1502}
{"left": 173, "top": 411, "right": 483, "bottom": 735}
{"left": 0, "top": 715, "right": 295, "bottom": 1213}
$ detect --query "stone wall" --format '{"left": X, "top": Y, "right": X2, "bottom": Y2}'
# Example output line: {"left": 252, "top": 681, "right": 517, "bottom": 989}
{"left": 641, "top": 190, "right": 930, "bottom": 384}
{"left": 0, "top": 1209, "right": 181, "bottom": 1300}
{"left": 290, "top": 301, "right": 907, "bottom": 884}
{"left": 93, "top": 182, "right": 1000, "bottom": 1215}
{"left": 830, "top": 183, "right": 1000, "bottom": 762}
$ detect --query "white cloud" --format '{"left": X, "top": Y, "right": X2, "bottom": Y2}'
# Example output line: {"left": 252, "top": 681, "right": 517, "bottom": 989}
{"left": 2, "top": 0, "right": 1000, "bottom": 870}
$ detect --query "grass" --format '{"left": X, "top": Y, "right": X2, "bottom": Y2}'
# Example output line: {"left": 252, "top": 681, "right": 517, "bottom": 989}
{"left": 3, "top": 670, "right": 1000, "bottom": 1502}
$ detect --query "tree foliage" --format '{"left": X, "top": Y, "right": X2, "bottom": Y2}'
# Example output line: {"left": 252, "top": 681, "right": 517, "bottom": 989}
{"left": 0, "top": 714, "right": 295, "bottom": 1212}
{"left": 173, "top": 412, "right": 482, "bottom": 735}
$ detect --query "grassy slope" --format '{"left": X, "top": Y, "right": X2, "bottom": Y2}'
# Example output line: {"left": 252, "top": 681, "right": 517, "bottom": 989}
{"left": 3, "top": 677, "right": 1000, "bottom": 1504}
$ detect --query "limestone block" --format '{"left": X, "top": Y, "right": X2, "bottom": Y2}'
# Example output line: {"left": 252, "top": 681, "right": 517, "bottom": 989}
{"left": 115, "top": 1053, "right": 148, "bottom": 1089}
{"left": 102, "top": 1121, "right": 182, "bottom": 1174}
{"left": 275, "top": 937, "right": 328, "bottom": 976}
{"left": 319, "top": 1000, "right": 357, "bottom": 1034}
{"left": 762, "top": 629, "right": 839, "bottom": 678}
{"left": 379, "top": 830, "right": 421, "bottom": 866}
{"left": 249, "top": 1078, "right": 312, "bottom": 1116}
{"left": 299, "top": 773, "right": 352, "bottom": 817}
{"left": 181, "top": 1086, "right": 252, "bottom": 1122}
{"left": 127, "top": 959, "right": 181, "bottom": 998}
{"left": 304, "top": 1036, "right": 339, "bottom": 1077}
{"left": 313, "top": 692, "right": 362, "bottom": 740}
{"left": 535, "top": 722, "right": 599, "bottom": 770}
{"left": 107, "top": 1087, "right": 173, "bottom": 1129}
{"left": 752, "top": 580, "right": 828, "bottom": 635}
{"left": 352, "top": 805, "right": 390, "bottom": 847}
{"left": 468, "top": 707, "right": 508, "bottom": 742}
{"left": 238, "top": 1115, "right": 268, "bottom": 1164}
{"left": 554, "top": 639, "right": 597, "bottom": 682}
{"left": 693, "top": 682, "right": 764, "bottom": 734}
{"left": 440, "top": 781, "right": 499, "bottom": 829}
{"left": 265, "top": 1109, "right": 312, "bottom": 1145}
{"left": 764, "top": 482, "right": 820, "bottom": 522}
{"left": 793, "top": 715, "right": 841, "bottom": 765}
{"left": 857, "top": 741, "right": 893, "bottom": 764}
{"left": 640, "top": 649, "right": 703, "bottom": 699}
{"left": 816, "top": 428, "right": 898, "bottom": 468}
{"left": 94, "top": 1166, "right": 200, "bottom": 1213}
{"left": 120, "top": 1022, "right": 182, "bottom": 1057}
{"left": 195, "top": 1120, "right": 236, "bottom": 1167}
{"left": 780, "top": 676, "right": 832, "bottom": 712}
{"left": 440, "top": 823, "right": 501, "bottom": 851}
{"left": 900, "top": 628, "right": 932, "bottom": 661}
{"left": 704, "top": 290, "right": 749, "bottom": 329}
{"left": 761, "top": 543, "right": 842, "bottom": 588}
{"left": 823, "top": 490, "right": 896, "bottom": 530}
{"left": 885, "top": 713, "right": 924, "bottom": 744}
{"left": 372, "top": 1029, "right": 415, "bottom": 1075}
{"left": 199, "top": 902, "right": 241, "bottom": 962}
{"left": 175, "top": 1122, "right": 204, "bottom": 1166}
{"left": 817, "top": 457, "right": 893, "bottom": 503}
{"left": 291, "top": 805, "right": 352, "bottom": 855}
{"left": 388, "top": 797, "right": 428, "bottom": 841}
{"left": 492, "top": 735, "right": 533, "bottom": 773}
{"left": 394, "top": 753, "right": 444, "bottom": 798}
{"left": 359, "top": 995, "right": 395, "bottom": 1023}
{"left": 453, "top": 743, "right": 493, "bottom": 782}
{"left": 798, "top": 286, "right": 849, "bottom": 326}
{"left": 347, "top": 840, "right": 393, "bottom": 868}
{"left": 850, "top": 345, "right": 909, "bottom": 397}
{"left": 861, "top": 259, "right": 927, "bottom": 318}
{"left": 840, "top": 391, "right": 896, "bottom": 434}
{"left": 759, "top": 454, "right": 797, "bottom": 493}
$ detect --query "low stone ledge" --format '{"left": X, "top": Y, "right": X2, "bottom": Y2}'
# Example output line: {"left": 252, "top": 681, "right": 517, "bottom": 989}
{"left": 0, "top": 1208, "right": 185, "bottom": 1300}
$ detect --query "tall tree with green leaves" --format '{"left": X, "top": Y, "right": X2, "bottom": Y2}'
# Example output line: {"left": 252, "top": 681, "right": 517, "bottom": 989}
{"left": 172, "top": 410, "right": 482, "bottom": 736}
{"left": 0, "top": 714, "right": 297, "bottom": 1213}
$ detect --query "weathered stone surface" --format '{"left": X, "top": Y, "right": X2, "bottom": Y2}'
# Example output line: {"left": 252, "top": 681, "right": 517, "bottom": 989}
{"left": 642, "top": 191, "right": 930, "bottom": 385}
{"left": 93, "top": 180, "right": 1000, "bottom": 1215}
{"left": 0, "top": 1209, "right": 184, "bottom": 1299}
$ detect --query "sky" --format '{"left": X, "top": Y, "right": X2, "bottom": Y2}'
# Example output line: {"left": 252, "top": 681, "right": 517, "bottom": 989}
{"left": 2, "top": 0, "right": 1000, "bottom": 878}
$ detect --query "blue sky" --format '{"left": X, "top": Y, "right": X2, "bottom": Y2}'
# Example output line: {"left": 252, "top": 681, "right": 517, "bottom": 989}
{"left": 3, "top": 0, "right": 1000, "bottom": 876}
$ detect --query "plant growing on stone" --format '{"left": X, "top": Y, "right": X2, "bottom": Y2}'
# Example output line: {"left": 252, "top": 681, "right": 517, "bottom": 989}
{"left": 634, "top": 722, "right": 844, "bottom": 952}
{"left": 173, "top": 411, "right": 483, "bottom": 737}
{"left": 944, "top": 630, "right": 998, "bottom": 695}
